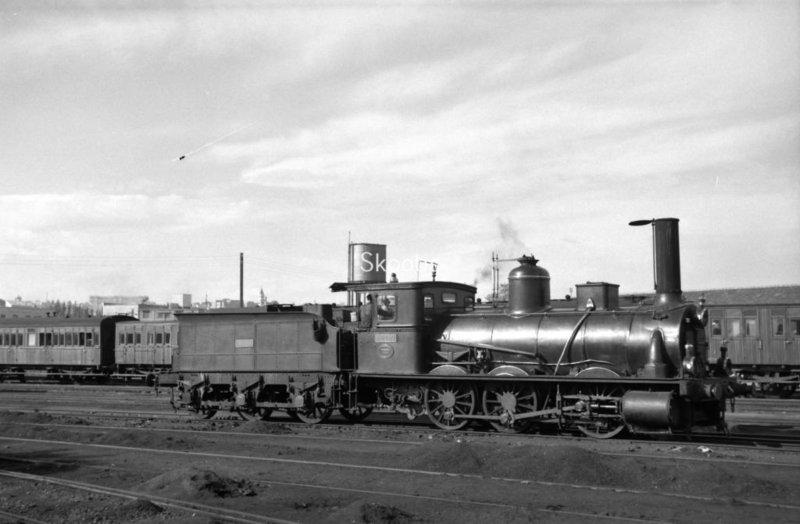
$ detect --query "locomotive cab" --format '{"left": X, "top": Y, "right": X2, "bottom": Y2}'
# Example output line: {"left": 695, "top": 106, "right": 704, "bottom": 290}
{"left": 331, "top": 281, "right": 476, "bottom": 374}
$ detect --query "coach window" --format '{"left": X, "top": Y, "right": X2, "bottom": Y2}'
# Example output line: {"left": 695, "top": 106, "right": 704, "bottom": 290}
{"left": 27, "top": 329, "right": 36, "bottom": 347}
{"left": 710, "top": 319, "right": 722, "bottom": 337}
{"left": 135, "top": 332, "right": 142, "bottom": 345}
{"left": 726, "top": 319, "right": 741, "bottom": 338}
{"left": 155, "top": 332, "right": 163, "bottom": 344}
{"left": 147, "top": 332, "right": 154, "bottom": 345}
{"left": 376, "top": 294, "right": 396, "bottom": 322}
{"left": 773, "top": 317, "right": 785, "bottom": 336}
{"left": 58, "top": 332, "right": 65, "bottom": 346}
{"left": 744, "top": 315, "right": 758, "bottom": 337}
{"left": 790, "top": 318, "right": 800, "bottom": 337}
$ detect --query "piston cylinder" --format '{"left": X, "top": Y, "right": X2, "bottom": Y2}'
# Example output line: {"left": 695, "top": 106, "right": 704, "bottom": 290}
{"left": 621, "top": 390, "right": 680, "bottom": 429}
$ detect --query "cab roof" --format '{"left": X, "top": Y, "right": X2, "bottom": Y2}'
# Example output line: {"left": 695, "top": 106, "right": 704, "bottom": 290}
{"left": 329, "top": 281, "right": 476, "bottom": 293}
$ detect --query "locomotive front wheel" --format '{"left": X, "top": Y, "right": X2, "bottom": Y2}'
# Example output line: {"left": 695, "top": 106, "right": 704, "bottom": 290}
{"left": 481, "top": 384, "right": 538, "bottom": 433}
{"left": 424, "top": 382, "right": 476, "bottom": 430}
{"left": 339, "top": 406, "right": 373, "bottom": 422}
{"left": 294, "top": 404, "right": 332, "bottom": 424}
{"left": 573, "top": 384, "right": 626, "bottom": 439}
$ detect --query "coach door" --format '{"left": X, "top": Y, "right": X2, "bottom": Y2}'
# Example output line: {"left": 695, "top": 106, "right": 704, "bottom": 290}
{"left": 790, "top": 308, "right": 800, "bottom": 366}
{"left": 722, "top": 309, "right": 746, "bottom": 365}
{"left": 768, "top": 308, "right": 800, "bottom": 367}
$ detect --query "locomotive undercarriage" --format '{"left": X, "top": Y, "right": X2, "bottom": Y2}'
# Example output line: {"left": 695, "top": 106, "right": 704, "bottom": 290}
{"left": 170, "top": 371, "right": 729, "bottom": 438}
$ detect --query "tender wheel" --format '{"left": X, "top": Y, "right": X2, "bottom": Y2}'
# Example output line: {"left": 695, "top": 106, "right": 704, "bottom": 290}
{"left": 339, "top": 406, "right": 373, "bottom": 422}
{"left": 294, "top": 404, "right": 332, "bottom": 424}
{"left": 482, "top": 384, "right": 538, "bottom": 433}
{"left": 424, "top": 382, "right": 476, "bottom": 430}
{"left": 258, "top": 407, "right": 273, "bottom": 420}
{"left": 779, "top": 384, "right": 798, "bottom": 399}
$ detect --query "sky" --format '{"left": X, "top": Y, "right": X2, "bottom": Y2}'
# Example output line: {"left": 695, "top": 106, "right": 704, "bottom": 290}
{"left": 1, "top": 0, "right": 798, "bottom": 306}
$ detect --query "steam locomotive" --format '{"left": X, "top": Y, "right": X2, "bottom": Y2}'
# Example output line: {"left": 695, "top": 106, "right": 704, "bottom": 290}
{"left": 169, "top": 218, "right": 736, "bottom": 437}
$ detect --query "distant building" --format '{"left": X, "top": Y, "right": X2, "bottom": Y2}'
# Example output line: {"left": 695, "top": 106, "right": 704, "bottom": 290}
{"left": 0, "top": 298, "right": 56, "bottom": 319}
{"left": 102, "top": 304, "right": 139, "bottom": 317}
{"left": 214, "top": 298, "right": 242, "bottom": 309}
{"left": 139, "top": 304, "right": 182, "bottom": 321}
{"left": 170, "top": 294, "right": 192, "bottom": 308}
{"left": 89, "top": 295, "right": 148, "bottom": 318}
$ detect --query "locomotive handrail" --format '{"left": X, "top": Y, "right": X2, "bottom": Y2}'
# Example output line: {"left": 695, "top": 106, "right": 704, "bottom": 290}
{"left": 437, "top": 338, "right": 546, "bottom": 361}
{"left": 554, "top": 311, "right": 592, "bottom": 375}
{"left": 436, "top": 338, "right": 616, "bottom": 371}
{"left": 430, "top": 358, "right": 618, "bottom": 369}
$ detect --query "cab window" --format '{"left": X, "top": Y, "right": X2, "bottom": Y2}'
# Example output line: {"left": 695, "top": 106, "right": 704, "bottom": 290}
{"left": 423, "top": 294, "right": 434, "bottom": 311}
{"left": 376, "top": 294, "right": 396, "bottom": 322}
{"left": 442, "top": 292, "right": 456, "bottom": 304}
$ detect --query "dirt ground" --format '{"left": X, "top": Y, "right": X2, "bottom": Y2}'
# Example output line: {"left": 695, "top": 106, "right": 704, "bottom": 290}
{"left": 1, "top": 410, "right": 800, "bottom": 523}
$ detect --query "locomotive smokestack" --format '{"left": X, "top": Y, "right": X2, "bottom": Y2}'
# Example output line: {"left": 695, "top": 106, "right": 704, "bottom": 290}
{"left": 629, "top": 218, "right": 682, "bottom": 307}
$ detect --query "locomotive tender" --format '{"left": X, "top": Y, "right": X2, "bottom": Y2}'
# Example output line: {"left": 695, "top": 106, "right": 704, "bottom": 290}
{"left": 170, "top": 218, "right": 735, "bottom": 437}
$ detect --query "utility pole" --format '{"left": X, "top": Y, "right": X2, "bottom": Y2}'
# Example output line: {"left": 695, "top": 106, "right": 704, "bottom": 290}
{"left": 239, "top": 252, "right": 244, "bottom": 307}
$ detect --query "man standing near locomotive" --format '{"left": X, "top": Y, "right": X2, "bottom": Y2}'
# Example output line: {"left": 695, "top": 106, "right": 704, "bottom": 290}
{"left": 359, "top": 295, "right": 373, "bottom": 329}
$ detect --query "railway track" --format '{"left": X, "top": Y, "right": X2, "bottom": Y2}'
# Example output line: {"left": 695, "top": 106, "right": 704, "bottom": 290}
{"left": 2, "top": 394, "right": 800, "bottom": 523}
{"left": 2, "top": 383, "right": 800, "bottom": 447}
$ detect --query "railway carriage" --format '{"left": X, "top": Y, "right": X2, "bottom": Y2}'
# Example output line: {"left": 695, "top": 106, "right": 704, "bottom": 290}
{"left": 115, "top": 320, "right": 177, "bottom": 384}
{"left": 0, "top": 315, "right": 134, "bottom": 381}
{"left": 689, "top": 288, "right": 800, "bottom": 397}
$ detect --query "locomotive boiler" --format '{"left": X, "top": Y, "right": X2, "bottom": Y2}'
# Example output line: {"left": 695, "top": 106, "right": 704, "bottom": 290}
{"left": 443, "top": 219, "right": 708, "bottom": 380}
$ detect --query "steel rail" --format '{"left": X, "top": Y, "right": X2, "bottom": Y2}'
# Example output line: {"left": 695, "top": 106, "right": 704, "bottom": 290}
{"left": 0, "top": 508, "right": 49, "bottom": 524}
{"left": 0, "top": 469, "right": 298, "bottom": 524}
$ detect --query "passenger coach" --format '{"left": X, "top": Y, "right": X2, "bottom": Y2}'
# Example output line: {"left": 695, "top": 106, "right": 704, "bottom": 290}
{"left": 0, "top": 315, "right": 133, "bottom": 381}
